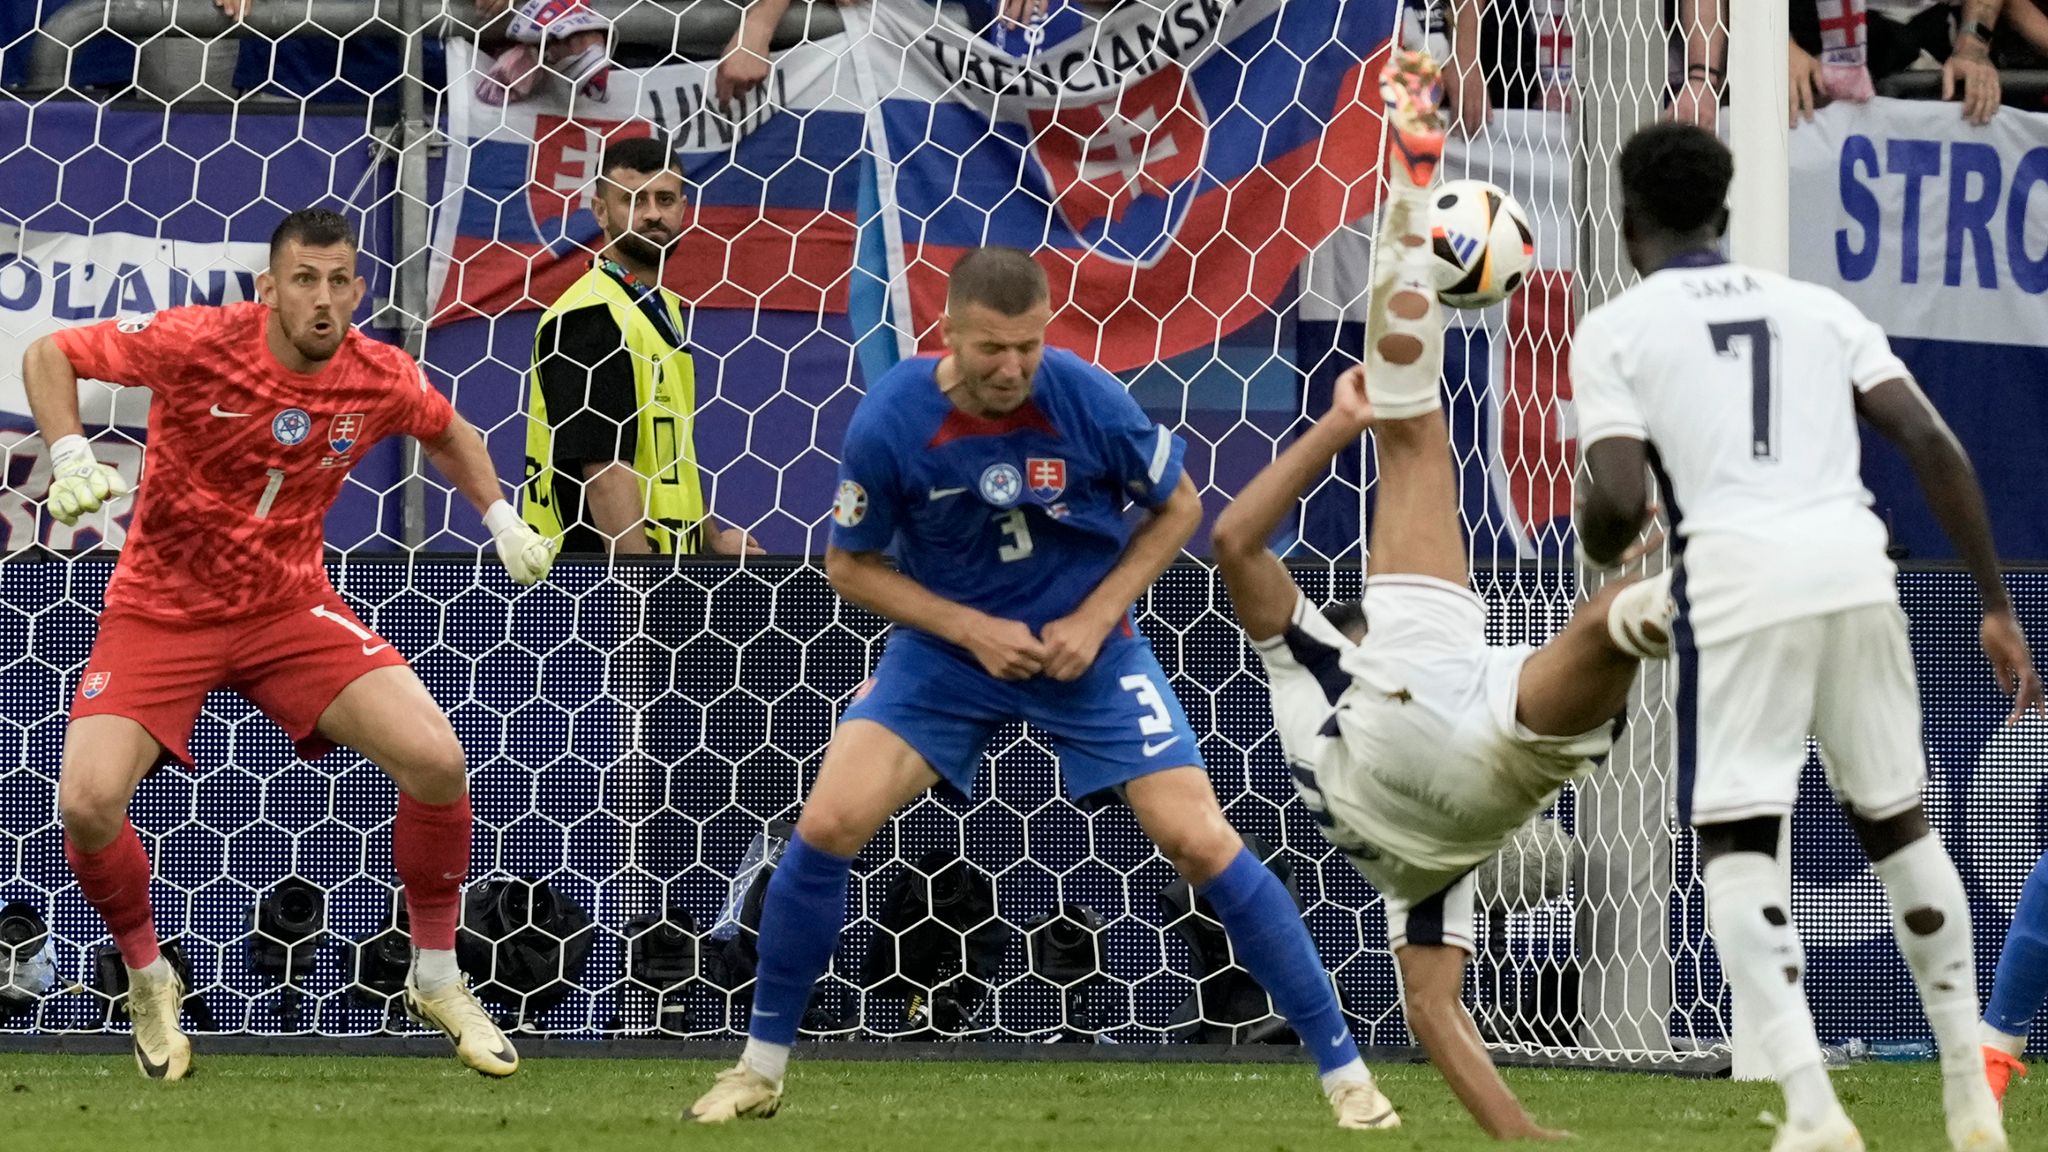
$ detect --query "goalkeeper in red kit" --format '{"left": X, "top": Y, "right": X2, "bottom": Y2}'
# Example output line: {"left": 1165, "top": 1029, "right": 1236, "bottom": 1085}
{"left": 21, "top": 209, "right": 556, "bottom": 1081}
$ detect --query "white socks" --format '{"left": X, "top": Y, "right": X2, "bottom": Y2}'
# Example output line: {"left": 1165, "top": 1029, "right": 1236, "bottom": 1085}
{"left": 1363, "top": 172, "right": 1444, "bottom": 421}
{"left": 1704, "top": 852, "right": 1846, "bottom": 1131}
{"left": 127, "top": 955, "right": 173, "bottom": 986}
{"left": 1320, "top": 1058, "right": 1373, "bottom": 1100}
{"left": 1871, "top": 834, "right": 1996, "bottom": 1121}
{"left": 1606, "top": 571, "right": 1675, "bottom": 659}
{"left": 1982, "top": 1021, "right": 2028, "bottom": 1059}
{"left": 742, "top": 1037, "right": 791, "bottom": 1084}
{"left": 412, "top": 948, "right": 461, "bottom": 992}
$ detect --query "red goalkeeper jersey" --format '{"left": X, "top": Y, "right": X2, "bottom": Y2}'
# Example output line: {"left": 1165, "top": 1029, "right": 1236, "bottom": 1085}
{"left": 52, "top": 302, "right": 456, "bottom": 623}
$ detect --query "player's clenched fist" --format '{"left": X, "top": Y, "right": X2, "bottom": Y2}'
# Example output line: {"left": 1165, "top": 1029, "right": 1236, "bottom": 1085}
{"left": 44, "top": 434, "right": 131, "bottom": 526}
{"left": 484, "top": 500, "right": 556, "bottom": 585}
{"left": 964, "top": 617, "right": 1046, "bottom": 681}
{"left": 1039, "top": 607, "right": 1115, "bottom": 682}
{"left": 1327, "top": 365, "right": 1374, "bottom": 432}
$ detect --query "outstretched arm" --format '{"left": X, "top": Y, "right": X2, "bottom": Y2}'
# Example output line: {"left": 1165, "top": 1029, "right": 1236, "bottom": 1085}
{"left": 1857, "top": 377, "right": 2043, "bottom": 719}
{"left": 1398, "top": 945, "right": 1568, "bottom": 1141}
{"left": 1039, "top": 472, "right": 1203, "bottom": 680}
{"left": 422, "top": 414, "right": 555, "bottom": 585}
{"left": 1211, "top": 372, "right": 1372, "bottom": 642}
{"left": 421, "top": 413, "right": 505, "bottom": 518}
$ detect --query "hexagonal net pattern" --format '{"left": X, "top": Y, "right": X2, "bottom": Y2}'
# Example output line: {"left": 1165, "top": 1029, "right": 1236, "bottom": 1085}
{"left": 0, "top": 0, "right": 1740, "bottom": 1062}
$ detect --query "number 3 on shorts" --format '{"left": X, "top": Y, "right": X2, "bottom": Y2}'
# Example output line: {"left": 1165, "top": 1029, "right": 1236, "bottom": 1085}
{"left": 1119, "top": 673, "right": 1173, "bottom": 736}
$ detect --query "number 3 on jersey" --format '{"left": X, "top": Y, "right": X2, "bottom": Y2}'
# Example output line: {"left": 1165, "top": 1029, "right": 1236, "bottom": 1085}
{"left": 997, "top": 507, "right": 1034, "bottom": 562}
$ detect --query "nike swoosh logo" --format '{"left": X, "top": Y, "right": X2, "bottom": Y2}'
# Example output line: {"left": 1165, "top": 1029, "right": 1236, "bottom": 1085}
{"left": 928, "top": 487, "right": 968, "bottom": 500}
{"left": 361, "top": 643, "right": 390, "bottom": 656}
{"left": 1142, "top": 736, "right": 1182, "bottom": 758}
{"left": 136, "top": 1044, "right": 169, "bottom": 1079}
{"left": 1330, "top": 1033, "right": 1347, "bottom": 1048}
{"left": 209, "top": 404, "right": 251, "bottom": 418}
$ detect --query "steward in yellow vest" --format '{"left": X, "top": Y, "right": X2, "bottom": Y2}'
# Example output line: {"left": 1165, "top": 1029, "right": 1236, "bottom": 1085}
{"left": 520, "top": 137, "right": 759, "bottom": 556}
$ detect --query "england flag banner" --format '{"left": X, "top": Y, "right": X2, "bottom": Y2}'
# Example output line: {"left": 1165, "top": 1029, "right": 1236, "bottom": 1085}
{"left": 856, "top": 0, "right": 1399, "bottom": 372}
{"left": 430, "top": 37, "right": 868, "bottom": 322}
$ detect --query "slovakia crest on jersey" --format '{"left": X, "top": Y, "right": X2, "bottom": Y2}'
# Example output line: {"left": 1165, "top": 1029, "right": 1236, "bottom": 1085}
{"left": 328, "top": 413, "right": 364, "bottom": 455}
{"left": 1026, "top": 457, "right": 1067, "bottom": 502}
{"left": 1025, "top": 65, "right": 1207, "bottom": 264}
{"left": 81, "top": 671, "right": 110, "bottom": 699}
{"left": 273, "top": 408, "right": 312, "bottom": 446}
{"left": 979, "top": 463, "right": 1024, "bottom": 507}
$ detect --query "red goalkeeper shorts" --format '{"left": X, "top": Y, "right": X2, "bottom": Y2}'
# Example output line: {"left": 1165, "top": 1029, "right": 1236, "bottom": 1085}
{"left": 70, "top": 591, "right": 409, "bottom": 767}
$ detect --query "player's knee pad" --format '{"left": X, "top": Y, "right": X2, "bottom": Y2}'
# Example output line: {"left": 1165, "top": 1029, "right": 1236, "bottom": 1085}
{"left": 1364, "top": 193, "right": 1443, "bottom": 420}
{"left": 1605, "top": 570, "right": 1675, "bottom": 660}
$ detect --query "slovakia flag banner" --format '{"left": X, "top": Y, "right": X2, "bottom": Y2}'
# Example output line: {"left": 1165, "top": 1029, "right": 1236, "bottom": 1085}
{"left": 858, "top": 0, "right": 1398, "bottom": 371}
{"left": 430, "top": 38, "right": 867, "bottom": 322}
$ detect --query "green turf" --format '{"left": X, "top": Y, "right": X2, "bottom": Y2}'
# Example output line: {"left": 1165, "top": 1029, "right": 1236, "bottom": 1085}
{"left": 0, "top": 1053, "right": 2031, "bottom": 1150}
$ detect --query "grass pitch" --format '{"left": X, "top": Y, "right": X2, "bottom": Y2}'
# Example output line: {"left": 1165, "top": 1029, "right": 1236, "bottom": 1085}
{"left": 0, "top": 1053, "right": 2031, "bottom": 1151}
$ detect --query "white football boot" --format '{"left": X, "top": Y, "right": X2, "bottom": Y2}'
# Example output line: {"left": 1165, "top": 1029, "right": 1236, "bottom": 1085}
{"left": 404, "top": 972, "right": 520, "bottom": 1077}
{"left": 1329, "top": 1078, "right": 1402, "bottom": 1130}
{"left": 686, "top": 1061, "right": 784, "bottom": 1123}
{"left": 126, "top": 962, "right": 192, "bottom": 1082}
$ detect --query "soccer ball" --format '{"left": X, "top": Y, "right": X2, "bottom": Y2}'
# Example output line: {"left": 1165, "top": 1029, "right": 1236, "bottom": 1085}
{"left": 1429, "top": 179, "right": 1536, "bottom": 310}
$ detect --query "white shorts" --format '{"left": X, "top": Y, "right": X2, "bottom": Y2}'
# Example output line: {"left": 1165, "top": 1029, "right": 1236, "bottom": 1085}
{"left": 1256, "top": 576, "right": 1611, "bottom": 954}
{"left": 1678, "top": 602, "right": 1926, "bottom": 825}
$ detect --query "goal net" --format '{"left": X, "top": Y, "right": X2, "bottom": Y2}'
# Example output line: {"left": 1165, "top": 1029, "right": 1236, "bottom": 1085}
{"left": 0, "top": 0, "right": 1762, "bottom": 1062}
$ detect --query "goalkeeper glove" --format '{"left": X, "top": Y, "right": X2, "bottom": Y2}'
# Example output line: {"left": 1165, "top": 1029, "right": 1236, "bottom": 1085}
{"left": 484, "top": 499, "right": 556, "bottom": 586}
{"left": 44, "top": 434, "right": 131, "bottom": 527}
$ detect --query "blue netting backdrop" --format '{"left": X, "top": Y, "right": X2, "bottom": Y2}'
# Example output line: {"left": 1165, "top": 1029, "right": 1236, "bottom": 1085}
{"left": 0, "top": 557, "right": 2042, "bottom": 1051}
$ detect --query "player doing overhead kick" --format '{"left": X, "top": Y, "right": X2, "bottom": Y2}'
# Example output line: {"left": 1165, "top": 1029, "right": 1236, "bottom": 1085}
{"left": 1210, "top": 50, "right": 1674, "bottom": 1140}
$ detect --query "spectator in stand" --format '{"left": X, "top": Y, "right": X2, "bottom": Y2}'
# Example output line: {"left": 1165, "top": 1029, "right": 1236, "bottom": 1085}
{"left": 1789, "top": 0, "right": 2002, "bottom": 124}
{"left": 720, "top": 0, "right": 1504, "bottom": 136}
{"left": 1405, "top": 0, "right": 1498, "bottom": 138}
{"left": 471, "top": 0, "right": 612, "bottom": 107}
{"left": 4, "top": 0, "right": 241, "bottom": 91}
{"left": 1670, "top": 0, "right": 1730, "bottom": 127}
{"left": 1990, "top": 0, "right": 2048, "bottom": 77}
{"left": 718, "top": 0, "right": 853, "bottom": 105}
{"left": 229, "top": 0, "right": 608, "bottom": 107}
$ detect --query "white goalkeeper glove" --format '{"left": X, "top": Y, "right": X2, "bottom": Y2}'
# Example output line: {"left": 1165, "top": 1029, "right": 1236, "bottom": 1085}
{"left": 44, "top": 434, "right": 131, "bottom": 527}
{"left": 484, "top": 500, "right": 556, "bottom": 586}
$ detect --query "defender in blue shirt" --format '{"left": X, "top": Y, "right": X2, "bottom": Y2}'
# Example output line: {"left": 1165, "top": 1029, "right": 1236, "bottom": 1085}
{"left": 691, "top": 247, "right": 1390, "bottom": 1129}
{"left": 824, "top": 342, "right": 1198, "bottom": 793}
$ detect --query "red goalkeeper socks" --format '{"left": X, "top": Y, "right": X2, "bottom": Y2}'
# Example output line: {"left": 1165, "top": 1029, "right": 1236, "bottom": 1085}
{"left": 66, "top": 820, "right": 161, "bottom": 969}
{"left": 395, "top": 793, "right": 472, "bottom": 952}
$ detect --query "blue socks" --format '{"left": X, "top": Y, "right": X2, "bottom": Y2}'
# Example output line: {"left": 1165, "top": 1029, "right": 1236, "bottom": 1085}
{"left": 743, "top": 837, "right": 1362, "bottom": 1083}
{"left": 1987, "top": 849, "right": 2048, "bottom": 1044}
{"left": 1199, "top": 847, "right": 1363, "bottom": 1075}
{"left": 747, "top": 833, "right": 853, "bottom": 1049}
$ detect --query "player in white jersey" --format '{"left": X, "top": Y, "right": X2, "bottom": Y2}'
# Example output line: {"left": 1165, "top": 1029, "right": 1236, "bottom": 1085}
{"left": 1576, "top": 122, "right": 2044, "bottom": 1152}
{"left": 1211, "top": 51, "right": 1674, "bottom": 1140}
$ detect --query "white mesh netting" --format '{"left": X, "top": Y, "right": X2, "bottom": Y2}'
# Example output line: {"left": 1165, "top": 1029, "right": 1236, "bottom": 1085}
{"left": 0, "top": 0, "right": 1746, "bottom": 1061}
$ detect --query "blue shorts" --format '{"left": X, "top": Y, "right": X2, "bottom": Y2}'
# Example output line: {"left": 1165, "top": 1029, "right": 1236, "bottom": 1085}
{"left": 842, "top": 628, "right": 1205, "bottom": 801}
